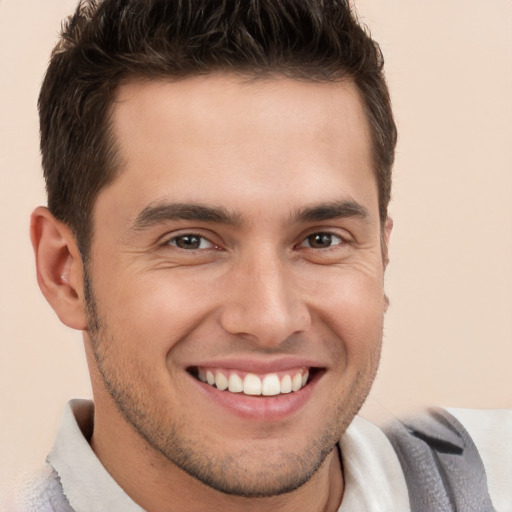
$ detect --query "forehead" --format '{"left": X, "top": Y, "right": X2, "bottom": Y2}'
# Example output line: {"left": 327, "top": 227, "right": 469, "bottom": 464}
{"left": 99, "top": 74, "right": 377, "bottom": 227}
{"left": 112, "top": 74, "right": 372, "bottom": 161}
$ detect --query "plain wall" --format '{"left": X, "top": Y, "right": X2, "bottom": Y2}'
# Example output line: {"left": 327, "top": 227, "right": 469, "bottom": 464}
{"left": 1, "top": 0, "right": 511, "bottom": 498}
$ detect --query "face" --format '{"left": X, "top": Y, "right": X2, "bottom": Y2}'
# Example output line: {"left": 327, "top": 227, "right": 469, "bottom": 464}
{"left": 85, "top": 75, "right": 390, "bottom": 497}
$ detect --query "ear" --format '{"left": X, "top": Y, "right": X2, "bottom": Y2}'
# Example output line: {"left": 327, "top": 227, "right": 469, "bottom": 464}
{"left": 381, "top": 217, "right": 393, "bottom": 269}
{"left": 30, "top": 206, "right": 87, "bottom": 330}
{"left": 382, "top": 217, "right": 393, "bottom": 311}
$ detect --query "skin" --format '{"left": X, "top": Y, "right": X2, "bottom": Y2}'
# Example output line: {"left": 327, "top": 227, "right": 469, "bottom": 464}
{"left": 32, "top": 75, "right": 392, "bottom": 512}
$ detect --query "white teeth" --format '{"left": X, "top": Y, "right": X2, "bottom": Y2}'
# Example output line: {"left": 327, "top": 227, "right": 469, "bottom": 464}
{"left": 228, "top": 373, "right": 244, "bottom": 393}
{"left": 262, "top": 374, "right": 281, "bottom": 396}
{"left": 198, "top": 368, "right": 311, "bottom": 395}
{"left": 280, "top": 374, "right": 292, "bottom": 393}
{"left": 215, "top": 372, "right": 228, "bottom": 391}
{"left": 292, "top": 373, "right": 302, "bottom": 392}
{"left": 244, "top": 373, "right": 262, "bottom": 395}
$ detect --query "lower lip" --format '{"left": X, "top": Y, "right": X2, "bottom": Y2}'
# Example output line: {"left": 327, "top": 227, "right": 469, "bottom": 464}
{"left": 191, "top": 371, "right": 321, "bottom": 421}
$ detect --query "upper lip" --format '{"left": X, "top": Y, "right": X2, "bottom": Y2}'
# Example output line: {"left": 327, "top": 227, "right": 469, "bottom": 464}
{"left": 186, "top": 356, "right": 325, "bottom": 374}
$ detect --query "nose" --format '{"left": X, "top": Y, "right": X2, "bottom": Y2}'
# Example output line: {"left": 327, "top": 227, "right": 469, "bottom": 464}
{"left": 219, "top": 251, "right": 311, "bottom": 347}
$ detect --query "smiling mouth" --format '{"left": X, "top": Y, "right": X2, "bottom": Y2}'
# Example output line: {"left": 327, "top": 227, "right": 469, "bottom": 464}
{"left": 188, "top": 366, "right": 320, "bottom": 396}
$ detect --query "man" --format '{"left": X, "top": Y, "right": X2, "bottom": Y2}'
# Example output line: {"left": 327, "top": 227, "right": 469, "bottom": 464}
{"left": 24, "top": 0, "right": 509, "bottom": 511}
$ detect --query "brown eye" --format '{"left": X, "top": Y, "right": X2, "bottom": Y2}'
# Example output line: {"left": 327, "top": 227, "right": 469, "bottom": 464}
{"left": 302, "top": 232, "right": 343, "bottom": 249}
{"left": 167, "top": 234, "right": 213, "bottom": 250}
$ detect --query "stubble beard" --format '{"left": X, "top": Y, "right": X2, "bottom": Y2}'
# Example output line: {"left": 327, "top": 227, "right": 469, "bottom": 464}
{"left": 83, "top": 269, "right": 379, "bottom": 498}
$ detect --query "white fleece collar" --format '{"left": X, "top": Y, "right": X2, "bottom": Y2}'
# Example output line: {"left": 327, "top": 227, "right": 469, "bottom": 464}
{"left": 48, "top": 399, "right": 410, "bottom": 512}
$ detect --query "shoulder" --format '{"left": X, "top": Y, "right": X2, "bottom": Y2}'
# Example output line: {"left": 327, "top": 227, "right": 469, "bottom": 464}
{"left": 383, "top": 407, "right": 511, "bottom": 512}
{"left": 17, "top": 466, "right": 74, "bottom": 512}
{"left": 448, "top": 408, "right": 512, "bottom": 512}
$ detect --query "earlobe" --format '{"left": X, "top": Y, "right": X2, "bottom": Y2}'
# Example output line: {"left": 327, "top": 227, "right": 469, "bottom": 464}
{"left": 30, "top": 206, "right": 87, "bottom": 330}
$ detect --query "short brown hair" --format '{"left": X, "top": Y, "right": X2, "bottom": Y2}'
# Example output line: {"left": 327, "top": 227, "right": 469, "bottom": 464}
{"left": 39, "top": 0, "right": 397, "bottom": 258}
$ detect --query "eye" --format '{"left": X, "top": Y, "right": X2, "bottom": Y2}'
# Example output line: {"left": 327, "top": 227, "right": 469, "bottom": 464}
{"left": 166, "top": 234, "right": 215, "bottom": 250}
{"left": 300, "top": 232, "right": 344, "bottom": 249}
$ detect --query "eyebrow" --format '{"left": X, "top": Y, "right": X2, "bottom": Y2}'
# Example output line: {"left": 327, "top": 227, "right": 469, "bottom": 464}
{"left": 293, "top": 200, "right": 370, "bottom": 224}
{"left": 131, "top": 202, "right": 243, "bottom": 230}
{"left": 131, "top": 198, "right": 370, "bottom": 231}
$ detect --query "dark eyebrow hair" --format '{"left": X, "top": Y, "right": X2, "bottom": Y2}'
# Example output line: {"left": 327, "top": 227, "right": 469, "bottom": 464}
{"left": 131, "top": 202, "right": 243, "bottom": 230}
{"left": 131, "top": 199, "right": 370, "bottom": 231}
{"left": 293, "top": 200, "right": 370, "bottom": 223}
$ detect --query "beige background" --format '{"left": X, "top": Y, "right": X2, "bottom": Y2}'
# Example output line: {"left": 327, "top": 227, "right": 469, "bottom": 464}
{"left": 1, "top": 0, "right": 511, "bottom": 498}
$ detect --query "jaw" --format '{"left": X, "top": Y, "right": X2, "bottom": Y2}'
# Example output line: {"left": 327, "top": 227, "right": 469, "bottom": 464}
{"left": 86, "top": 340, "right": 373, "bottom": 511}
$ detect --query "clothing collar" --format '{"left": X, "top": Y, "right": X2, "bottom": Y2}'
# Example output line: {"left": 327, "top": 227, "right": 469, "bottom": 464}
{"left": 338, "top": 414, "right": 410, "bottom": 511}
{"left": 48, "top": 399, "right": 409, "bottom": 512}
{"left": 47, "top": 399, "right": 144, "bottom": 512}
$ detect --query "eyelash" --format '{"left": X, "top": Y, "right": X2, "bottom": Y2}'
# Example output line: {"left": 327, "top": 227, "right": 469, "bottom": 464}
{"left": 162, "top": 230, "right": 348, "bottom": 252}
{"left": 298, "top": 232, "right": 346, "bottom": 250}
{"left": 164, "top": 233, "right": 218, "bottom": 251}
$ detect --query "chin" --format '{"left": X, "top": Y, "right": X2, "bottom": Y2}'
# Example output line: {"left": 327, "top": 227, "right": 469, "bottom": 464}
{"left": 169, "top": 436, "right": 337, "bottom": 498}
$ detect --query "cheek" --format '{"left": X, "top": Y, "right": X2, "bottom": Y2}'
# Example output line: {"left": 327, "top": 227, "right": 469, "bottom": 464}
{"left": 93, "top": 255, "right": 386, "bottom": 361}
{"left": 308, "top": 268, "right": 386, "bottom": 356}
{"left": 95, "top": 271, "right": 219, "bottom": 355}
